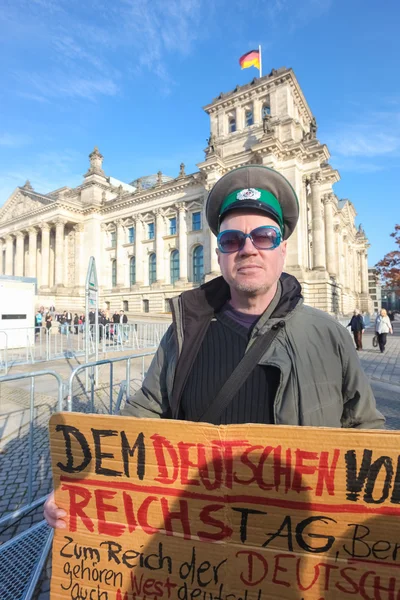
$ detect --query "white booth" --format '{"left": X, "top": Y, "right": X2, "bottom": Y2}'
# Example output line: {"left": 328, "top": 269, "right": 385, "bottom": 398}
{"left": 0, "top": 276, "right": 37, "bottom": 349}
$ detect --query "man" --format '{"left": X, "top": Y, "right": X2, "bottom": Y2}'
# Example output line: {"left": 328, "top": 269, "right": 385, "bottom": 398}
{"left": 44, "top": 165, "right": 384, "bottom": 527}
{"left": 348, "top": 309, "right": 365, "bottom": 351}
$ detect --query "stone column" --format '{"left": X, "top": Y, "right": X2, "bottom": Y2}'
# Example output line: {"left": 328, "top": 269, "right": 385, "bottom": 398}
{"left": 309, "top": 173, "right": 326, "bottom": 270}
{"left": 361, "top": 249, "right": 368, "bottom": 294}
{"left": 155, "top": 209, "right": 165, "bottom": 283}
{"left": 41, "top": 223, "right": 50, "bottom": 288}
{"left": 177, "top": 204, "right": 188, "bottom": 281}
{"left": 134, "top": 215, "right": 144, "bottom": 285}
{"left": 0, "top": 239, "right": 3, "bottom": 275}
{"left": 116, "top": 219, "right": 126, "bottom": 287}
{"left": 54, "top": 218, "right": 66, "bottom": 286}
{"left": 323, "top": 194, "right": 336, "bottom": 276}
{"left": 28, "top": 227, "right": 38, "bottom": 279}
{"left": 15, "top": 232, "right": 25, "bottom": 276}
{"left": 74, "top": 223, "right": 85, "bottom": 287}
{"left": 5, "top": 234, "right": 14, "bottom": 275}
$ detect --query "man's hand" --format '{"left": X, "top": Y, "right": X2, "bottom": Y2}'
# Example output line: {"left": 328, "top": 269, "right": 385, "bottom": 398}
{"left": 44, "top": 491, "right": 67, "bottom": 529}
{"left": 362, "top": 330, "right": 365, "bottom": 334}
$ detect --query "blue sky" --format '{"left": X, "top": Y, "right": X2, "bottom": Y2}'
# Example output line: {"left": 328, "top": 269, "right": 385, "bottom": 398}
{"left": 0, "top": 0, "right": 399, "bottom": 266}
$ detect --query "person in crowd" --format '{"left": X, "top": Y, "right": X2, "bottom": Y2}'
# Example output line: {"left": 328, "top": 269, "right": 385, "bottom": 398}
{"left": 35, "top": 310, "right": 43, "bottom": 329}
{"left": 44, "top": 311, "right": 52, "bottom": 331}
{"left": 73, "top": 313, "right": 79, "bottom": 334}
{"left": 44, "top": 164, "right": 384, "bottom": 528}
{"left": 375, "top": 308, "right": 393, "bottom": 353}
{"left": 59, "top": 311, "right": 68, "bottom": 335}
{"left": 347, "top": 309, "right": 365, "bottom": 351}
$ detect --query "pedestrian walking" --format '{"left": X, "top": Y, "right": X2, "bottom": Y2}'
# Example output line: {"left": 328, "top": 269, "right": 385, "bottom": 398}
{"left": 73, "top": 313, "right": 79, "bottom": 334}
{"left": 375, "top": 308, "right": 393, "bottom": 353}
{"left": 44, "top": 164, "right": 384, "bottom": 529}
{"left": 45, "top": 311, "right": 52, "bottom": 331}
{"left": 348, "top": 309, "right": 365, "bottom": 350}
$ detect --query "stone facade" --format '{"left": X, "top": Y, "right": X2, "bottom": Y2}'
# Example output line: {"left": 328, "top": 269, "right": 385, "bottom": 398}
{"left": 368, "top": 268, "right": 382, "bottom": 314}
{"left": 0, "top": 68, "right": 372, "bottom": 316}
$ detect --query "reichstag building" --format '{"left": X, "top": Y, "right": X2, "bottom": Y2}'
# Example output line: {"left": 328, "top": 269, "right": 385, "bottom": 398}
{"left": 0, "top": 67, "right": 371, "bottom": 316}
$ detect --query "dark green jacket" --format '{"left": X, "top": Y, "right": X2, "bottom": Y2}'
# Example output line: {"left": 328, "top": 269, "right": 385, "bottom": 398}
{"left": 122, "top": 273, "right": 384, "bottom": 429}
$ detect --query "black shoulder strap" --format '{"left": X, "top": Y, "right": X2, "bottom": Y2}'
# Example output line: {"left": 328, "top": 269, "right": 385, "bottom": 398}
{"left": 196, "top": 320, "right": 285, "bottom": 424}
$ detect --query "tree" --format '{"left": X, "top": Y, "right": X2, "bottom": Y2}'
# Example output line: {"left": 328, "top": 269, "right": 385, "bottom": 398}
{"left": 376, "top": 224, "right": 400, "bottom": 289}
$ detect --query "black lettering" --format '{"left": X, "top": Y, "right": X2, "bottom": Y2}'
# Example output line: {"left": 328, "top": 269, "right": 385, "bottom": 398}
{"left": 231, "top": 507, "right": 267, "bottom": 544}
{"left": 56, "top": 424, "right": 92, "bottom": 473}
{"left": 262, "top": 515, "right": 293, "bottom": 551}
{"left": 121, "top": 431, "right": 145, "bottom": 479}
{"left": 390, "top": 456, "right": 400, "bottom": 504}
{"left": 296, "top": 516, "right": 336, "bottom": 553}
{"left": 345, "top": 449, "right": 372, "bottom": 502}
{"left": 92, "top": 429, "right": 122, "bottom": 477}
{"left": 343, "top": 524, "right": 371, "bottom": 559}
{"left": 100, "top": 540, "right": 122, "bottom": 564}
{"left": 60, "top": 535, "right": 74, "bottom": 558}
{"left": 364, "top": 456, "right": 393, "bottom": 504}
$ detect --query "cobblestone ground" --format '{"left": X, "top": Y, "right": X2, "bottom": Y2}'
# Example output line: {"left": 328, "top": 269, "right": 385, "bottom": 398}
{"left": 0, "top": 321, "right": 399, "bottom": 599}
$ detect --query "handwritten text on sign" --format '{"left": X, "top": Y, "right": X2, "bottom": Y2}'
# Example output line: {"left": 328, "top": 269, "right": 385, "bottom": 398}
{"left": 49, "top": 413, "right": 400, "bottom": 600}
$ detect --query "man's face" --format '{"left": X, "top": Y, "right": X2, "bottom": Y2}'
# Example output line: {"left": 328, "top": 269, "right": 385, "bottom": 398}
{"left": 217, "top": 210, "right": 287, "bottom": 296}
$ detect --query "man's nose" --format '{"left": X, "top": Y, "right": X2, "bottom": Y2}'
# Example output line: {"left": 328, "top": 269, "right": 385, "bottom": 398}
{"left": 238, "top": 235, "right": 258, "bottom": 256}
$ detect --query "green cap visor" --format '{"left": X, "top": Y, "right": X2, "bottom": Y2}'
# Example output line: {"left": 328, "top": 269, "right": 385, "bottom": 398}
{"left": 219, "top": 188, "right": 284, "bottom": 234}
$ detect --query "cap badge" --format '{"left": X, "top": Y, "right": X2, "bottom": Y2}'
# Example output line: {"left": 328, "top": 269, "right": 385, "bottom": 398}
{"left": 236, "top": 188, "right": 261, "bottom": 201}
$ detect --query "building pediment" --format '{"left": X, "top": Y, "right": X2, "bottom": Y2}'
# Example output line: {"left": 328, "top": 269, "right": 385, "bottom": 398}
{"left": 0, "top": 189, "right": 54, "bottom": 224}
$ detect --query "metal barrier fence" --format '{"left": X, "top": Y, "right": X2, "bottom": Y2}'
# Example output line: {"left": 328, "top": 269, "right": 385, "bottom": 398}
{"left": 0, "top": 321, "right": 169, "bottom": 367}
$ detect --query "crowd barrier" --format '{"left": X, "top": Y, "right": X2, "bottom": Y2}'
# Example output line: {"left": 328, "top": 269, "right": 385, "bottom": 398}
{"left": 0, "top": 351, "right": 155, "bottom": 599}
{"left": 0, "top": 321, "right": 169, "bottom": 368}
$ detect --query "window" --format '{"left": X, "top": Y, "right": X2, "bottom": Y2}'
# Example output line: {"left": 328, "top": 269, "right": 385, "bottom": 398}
{"left": 245, "top": 109, "right": 254, "bottom": 127}
{"left": 262, "top": 103, "right": 271, "bottom": 118}
{"left": 229, "top": 117, "right": 236, "bottom": 133}
{"left": 110, "top": 231, "right": 116, "bottom": 248}
{"left": 192, "top": 211, "right": 201, "bottom": 231}
{"left": 165, "top": 299, "right": 171, "bottom": 313}
{"left": 130, "top": 256, "right": 136, "bottom": 286}
{"left": 111, "top": 260, "right": 117, "bottom": 287}
{"left": 148, "top": 222, "right": 155, "bottom": 240}
{"left": 170, "top": 250, "right": 179, "bottom": 284}
{"left": 123, "top": 300, "right": 129, "bottom": 312}
{"left": 169, "top": 217, "right": 177, "bottom": 235}
{"left": 105, "top": 301, "right": 110, "bottom": 310}
{"left": 193, "top": 245, "right": 204, "bottom": 284}
{"left": 143, "top": 299, "right": 149, "bottom": 313}
{"left": 149, "top": 253, "right": 156, "bottom": 284}
{"left": 128, "top": 227, "right": 135, "bottom": 244}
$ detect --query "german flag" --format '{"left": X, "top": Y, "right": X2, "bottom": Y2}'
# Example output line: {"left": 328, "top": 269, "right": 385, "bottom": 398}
{"left": 239, "top": 49, "right": 260, "bottom": 71}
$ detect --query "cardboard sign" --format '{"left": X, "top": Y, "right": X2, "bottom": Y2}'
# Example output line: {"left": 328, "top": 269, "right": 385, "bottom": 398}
{"left": 49, "top": 413, "right": 400, "bottom": 600}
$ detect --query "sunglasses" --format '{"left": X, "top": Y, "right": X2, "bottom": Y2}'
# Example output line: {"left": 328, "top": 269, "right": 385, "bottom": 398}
{"left": 217, "top": 225, "right": 282, "bottom": 254}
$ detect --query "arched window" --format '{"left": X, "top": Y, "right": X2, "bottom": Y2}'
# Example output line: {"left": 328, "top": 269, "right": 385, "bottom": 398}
{"left": 170, "top": 250, "right": 179, "bottom": 284}
{"left": 262, "top": 102, "right": 271, "bottom": 118}
{"left": 149, "top": 253, "right": 156, "bottom": 285}
{"left": 193, "top": 245, "right": 204, "bottom": 284}
{"left": 229, "top": 117, "right": 236, "bottom": 133}
{"left": 111, "top": 260, "right": 117, "bottom": 287}
{"left": 245, "top": 109, "right": 254, "bottom": 127}
{"left": 130, "top": 256, "right": 136, "bottom": 286}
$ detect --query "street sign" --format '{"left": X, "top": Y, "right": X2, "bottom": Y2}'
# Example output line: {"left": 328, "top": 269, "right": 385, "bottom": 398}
{"left": 85, "top": 257, "right": 99, "bottom": 388}
{"left": 86, "top": 256, "right": 98, "bottom": 292}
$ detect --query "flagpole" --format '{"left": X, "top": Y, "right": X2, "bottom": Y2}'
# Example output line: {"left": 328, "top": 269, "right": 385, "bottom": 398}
{"left": 259, "top": 44, "right": 262, "bottom": 78}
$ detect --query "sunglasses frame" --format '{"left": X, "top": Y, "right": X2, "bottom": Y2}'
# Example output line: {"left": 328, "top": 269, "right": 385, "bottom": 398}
{"left": 217, "top": 225, "right": 282, "bottom": 254}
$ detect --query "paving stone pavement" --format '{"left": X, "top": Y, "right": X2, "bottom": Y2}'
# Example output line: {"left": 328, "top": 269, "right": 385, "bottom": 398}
{"left": 0, "top": 322, "right": 399, "bottom": 599}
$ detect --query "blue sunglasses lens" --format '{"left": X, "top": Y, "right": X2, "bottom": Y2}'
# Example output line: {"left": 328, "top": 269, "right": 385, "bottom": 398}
{"left": 218, "top": 226, "right": 280, "bottom": 253}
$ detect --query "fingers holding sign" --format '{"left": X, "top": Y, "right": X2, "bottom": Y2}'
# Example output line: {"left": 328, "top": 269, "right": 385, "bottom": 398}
{"left": 44, "top": 491, "right": 67, "bottom": 529}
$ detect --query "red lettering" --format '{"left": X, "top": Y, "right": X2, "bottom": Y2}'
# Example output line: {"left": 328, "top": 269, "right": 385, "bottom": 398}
{"left": 62, "top": 484, "right": 94, "bottom": 532}
{"left": 318, "top": 563, "right": 339, "bottom": 591}
{"left": 130, "top": 573, "right": 143, "bottom": 595}
{"left": 234, "top": 445, "right": 263, "bottom": 485}
{"left": 164, "top": 577, "right": 177, "bottom": 598}
{"left": 143, "top": 579, "right": 156, "bottom": 595}
{"left": 178, "top": 442, "right": 200, "bottom": 486}
{"left": 198, "top": 445, "right": 223, "bottom": 491}
{"left": 292, "top": 449, "right": 318, "bottom": 493}
{"left": 359, "top": 571, "right": 376, "bottom": 600}
{"left": 212, "top": 440, "right": 250, "bottom": 489}
{"left": 116, "top": 591, "right": 129, "bottom": 600}
{"left": 151, "top": 435, "right": 179, "bottom": 485}
{"left": 256, "top": 445, "right": 274, "bottom": 491}
{"left": 94, "top": 489, "right": 125, "bottom": 537}
{"left": 273, "top": 446, "right": 292, "bottom": 493}
{"left": 198, "top": 504, "right": 233, "bottom": 541}
{"left": 336, "top": 567, "right": 359, "bottom": 595}
{"left": 272, "top": 554, "right": 293, "bottom": 588}
{"left": 137, "top": 496, "right": 159, "bottom": 534}
{"left": 122, "top": 491, "right": 138, "bottom": 533}
{"left": 296, "top": 558, "right": 319, "bottom": 591}
{"left": 160, "top": 497, "right": 191, "bottom": 539}
{"left": 236, "top": 550, "right": 268, "bottom": 586}
{"left": 373, "top": 575, "right": 396, "bottom": 600}
{"left": 315, "top": 449, "right": 340, "bottom": 496}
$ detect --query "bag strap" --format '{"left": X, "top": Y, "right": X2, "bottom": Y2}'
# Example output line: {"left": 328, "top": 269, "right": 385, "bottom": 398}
{"left": 196, "top": 320, "right": 285, "bottom": 424}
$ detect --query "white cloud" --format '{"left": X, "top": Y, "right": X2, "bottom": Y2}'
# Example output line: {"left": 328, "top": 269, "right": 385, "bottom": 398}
{"left": 14, "top": 71, "right": 119, "bottom": 101}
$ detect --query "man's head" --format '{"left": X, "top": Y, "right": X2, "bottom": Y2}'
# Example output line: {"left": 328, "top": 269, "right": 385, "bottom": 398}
{"left": 206, "top": 165, "right": 299, "bottom": 298}
{"left": 354, "top": 309, "right": 359, "bottom": 315}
